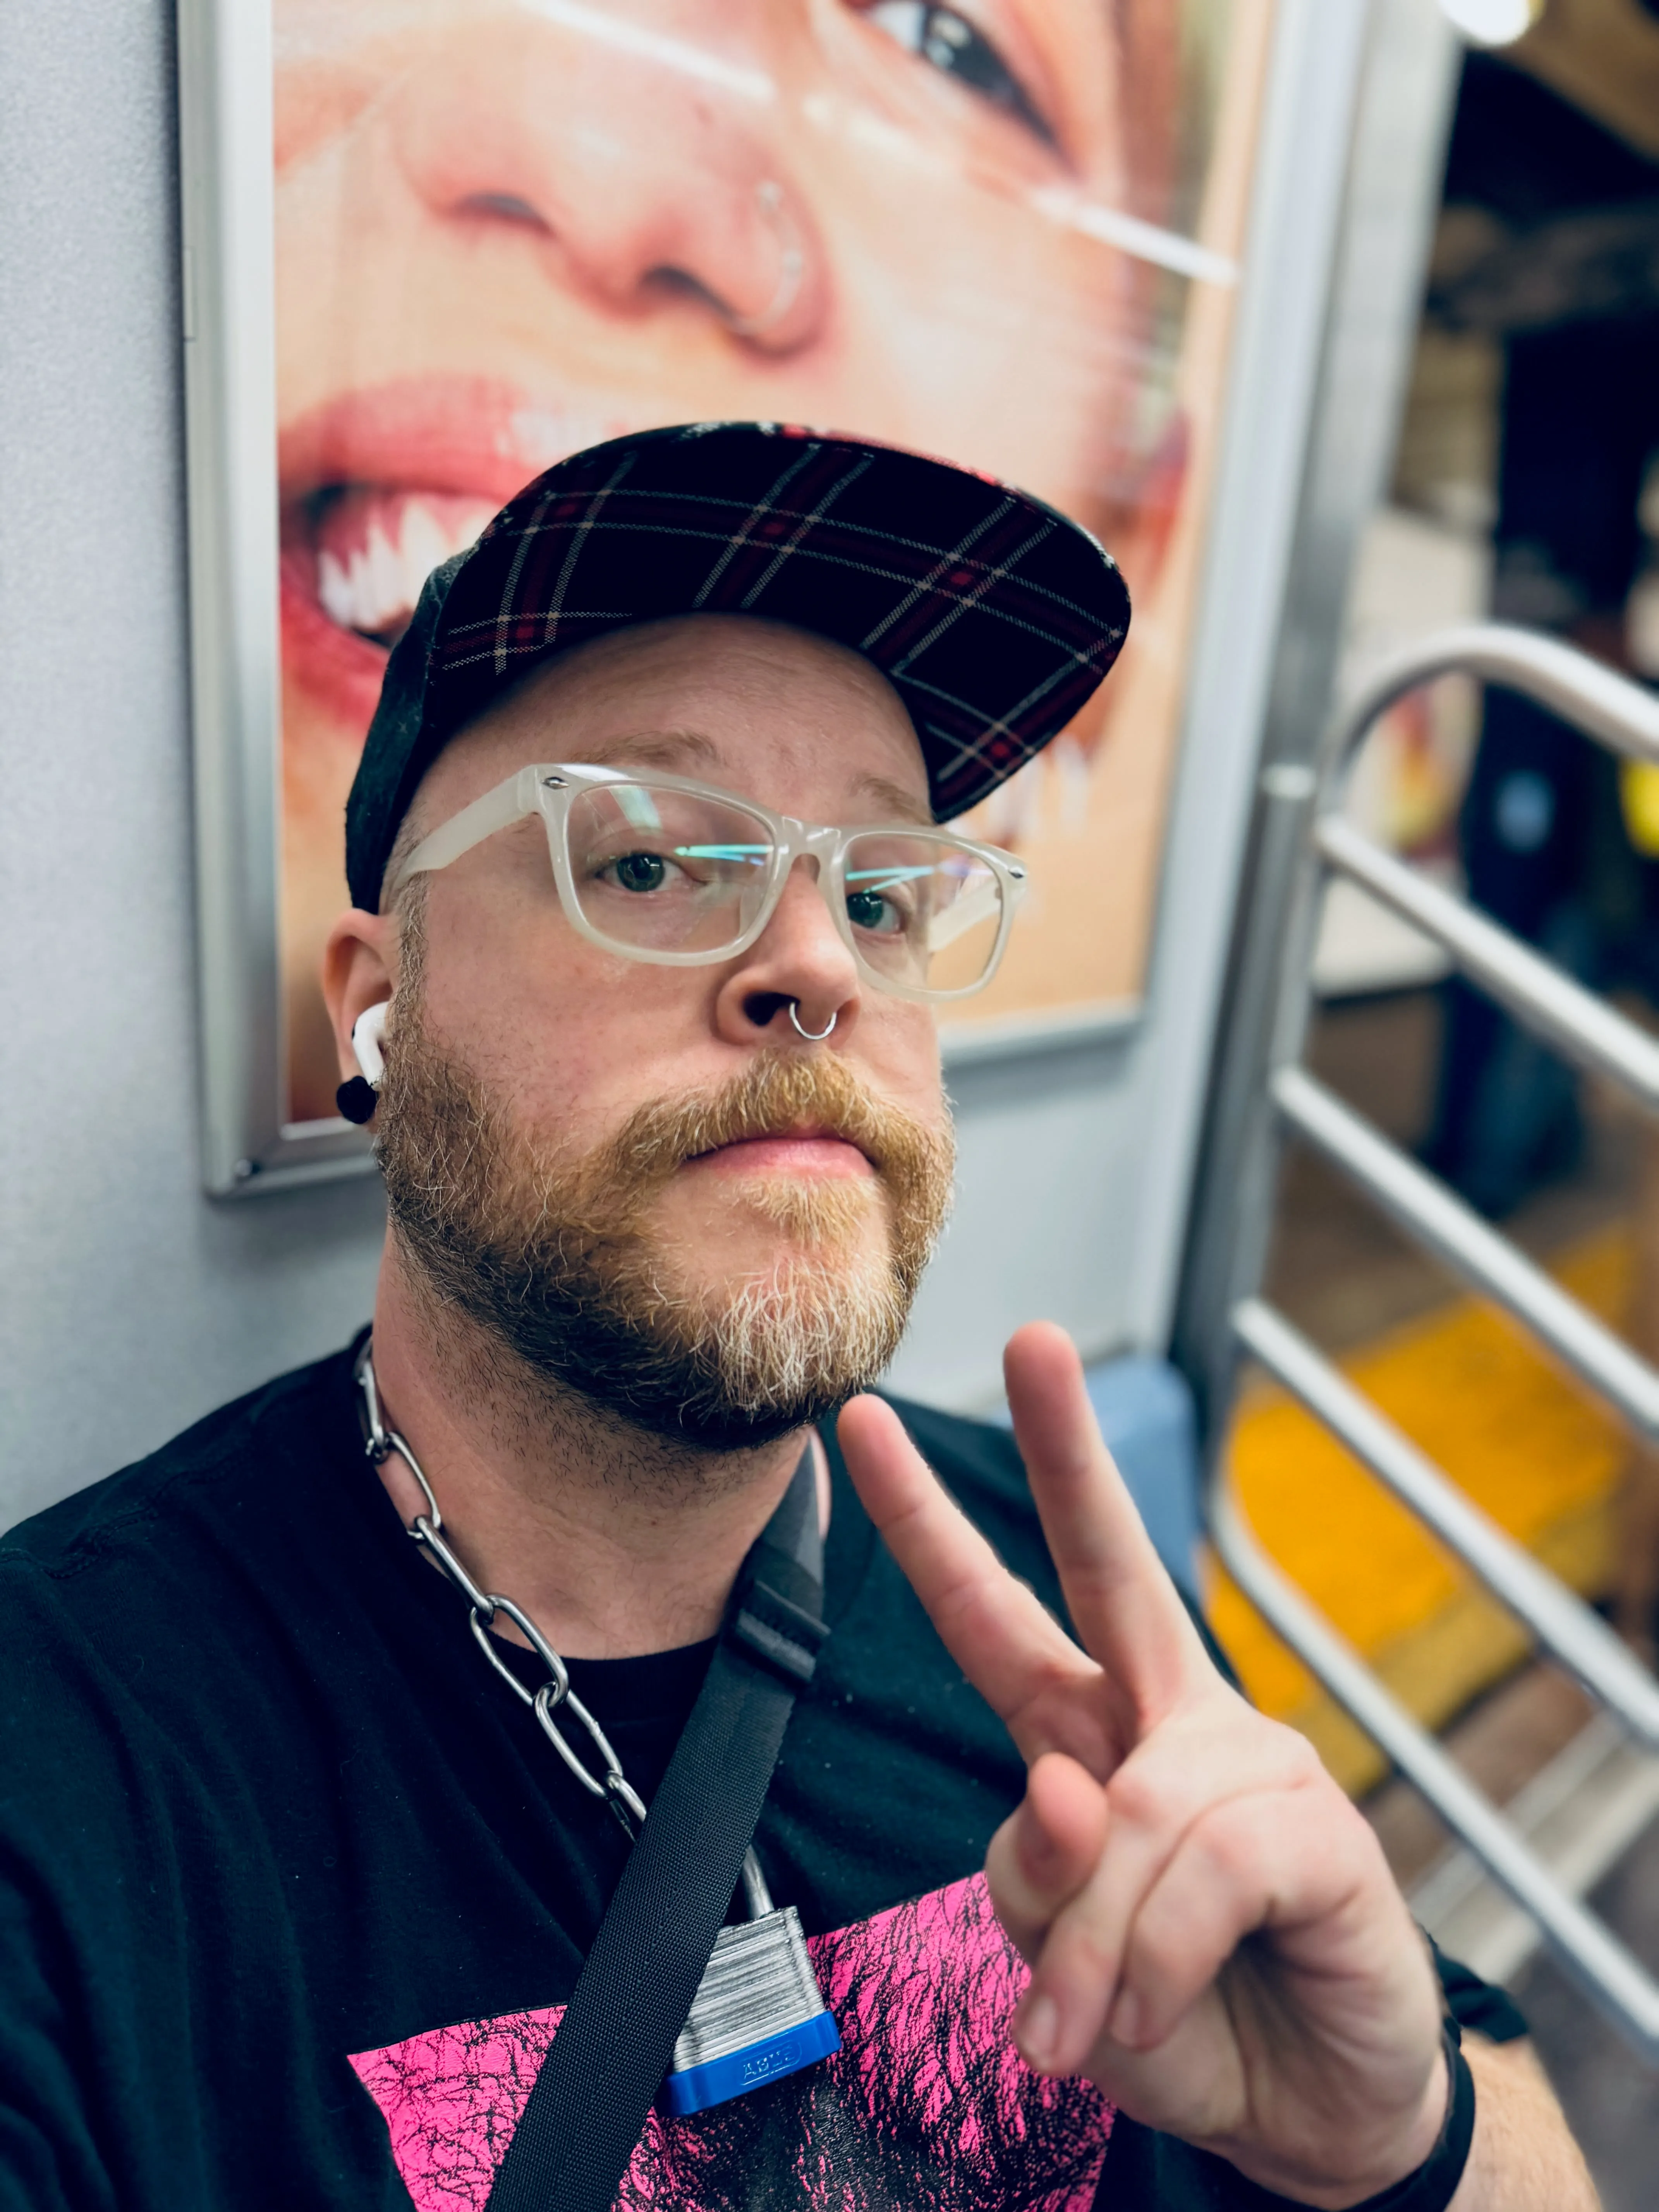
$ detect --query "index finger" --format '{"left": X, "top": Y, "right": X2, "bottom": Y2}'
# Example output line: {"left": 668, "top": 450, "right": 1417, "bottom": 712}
{"left": 835, "top": 1393, "right": 1106, "bottom": 1762}
{"left": 1003, "top": 1322, "right": 1213, "bottom": 1725}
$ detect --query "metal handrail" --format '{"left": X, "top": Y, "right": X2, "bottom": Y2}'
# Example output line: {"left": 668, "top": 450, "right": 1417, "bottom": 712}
{"left": 1315, "top": 816, "right": 1659, "bottom": 1113}
{"left": 1332, "top": 623, "right": 1659, "bottom": 772}
{"left": 1233, "top": 1297, "right": 1659, "bottom": 1747}
{"left": 1196, "top": 623, "right": 1659, "bottom": 2061}
{"left": 1213, "top": 1484, "right": 1659, "bottom": 2059}
{"left": 1272, "top": 1066, "right": 1659, "bottom": 1439}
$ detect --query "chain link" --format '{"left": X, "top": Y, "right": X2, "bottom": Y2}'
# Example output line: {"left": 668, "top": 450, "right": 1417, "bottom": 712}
{"left": 355, "top": 1340, "right": 645, "bottom": 1838}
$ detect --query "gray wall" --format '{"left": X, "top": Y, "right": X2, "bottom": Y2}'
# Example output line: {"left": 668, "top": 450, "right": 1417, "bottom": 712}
{"left": 0, "top": 0, "right": 1418, "bottom": 1530}
{"left": 0, "top": 0, "right": 385, "bottom": 1527}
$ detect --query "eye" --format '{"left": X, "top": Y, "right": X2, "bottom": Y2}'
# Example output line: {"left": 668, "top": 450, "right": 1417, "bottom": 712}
{"left": 605, "top": 850, "right": 669, "bottom": 895}
{"left": 859, "top": 3, "right": 1054, "bottom": 146}
{"left": 846, "top": 886, "right": 901, "bottom": 934}
{"left": 846, "top": 861, "right": 933, "bottom": 936}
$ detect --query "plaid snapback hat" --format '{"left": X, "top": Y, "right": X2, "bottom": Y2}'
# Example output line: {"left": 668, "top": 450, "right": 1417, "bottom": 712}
{"left": 345, "top": 421, "right": 1131, "bottom": 912}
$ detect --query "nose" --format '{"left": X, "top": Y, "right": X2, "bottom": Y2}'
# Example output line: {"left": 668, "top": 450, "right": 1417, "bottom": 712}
{"left": 713, "top": 861, "right": 861, "bottom": 1048}
{"left": 389, "top": 12, "right": 825, "bottom": 354}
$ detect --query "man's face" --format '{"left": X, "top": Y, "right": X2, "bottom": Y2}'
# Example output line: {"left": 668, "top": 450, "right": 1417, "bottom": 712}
{"left": 368, "top": 616, "right": 957, "bottom": 1448}
{"left": 275, "top": 0, "right": 1184, "bottom": 1115}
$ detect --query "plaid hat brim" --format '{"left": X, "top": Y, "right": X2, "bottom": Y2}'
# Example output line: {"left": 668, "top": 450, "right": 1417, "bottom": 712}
{"left": 346, "top": 422, "right": 1130, "bottom": 911}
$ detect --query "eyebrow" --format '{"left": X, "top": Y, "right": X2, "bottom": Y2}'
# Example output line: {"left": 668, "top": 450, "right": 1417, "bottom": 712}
{"left": 561, "top": 727, "right": 723, "bottom": 773}
{"left": 853, "top": 775, "right": 934, "bottom": 826}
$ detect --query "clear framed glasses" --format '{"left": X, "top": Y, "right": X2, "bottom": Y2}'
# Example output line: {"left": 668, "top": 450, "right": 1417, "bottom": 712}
{"left": 391, "top": 763, "right": 1029, "bottom": 1003}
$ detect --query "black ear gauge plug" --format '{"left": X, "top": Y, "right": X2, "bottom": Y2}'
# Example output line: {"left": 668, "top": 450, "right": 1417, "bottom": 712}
{"left": 335, "top": 1076, "right": 378, "bottom": 1125}
{"left": 338, "top": 1001, "right": 390, "bottom": 1127}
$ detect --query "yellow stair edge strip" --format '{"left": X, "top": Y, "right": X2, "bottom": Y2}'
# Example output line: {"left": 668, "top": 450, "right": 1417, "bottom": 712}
{"left": 1207, "top": 1225, "right": 1633, "bottom": 1797}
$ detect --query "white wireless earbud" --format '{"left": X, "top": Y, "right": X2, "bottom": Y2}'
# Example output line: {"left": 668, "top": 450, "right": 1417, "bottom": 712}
{"left": 351, "top": 1000, "right": 390, "bottom": 1089}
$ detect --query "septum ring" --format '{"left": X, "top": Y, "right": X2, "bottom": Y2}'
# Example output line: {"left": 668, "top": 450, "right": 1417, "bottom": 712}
{"left": 788, "top": 1001, "right": 837, "bottom": 1042}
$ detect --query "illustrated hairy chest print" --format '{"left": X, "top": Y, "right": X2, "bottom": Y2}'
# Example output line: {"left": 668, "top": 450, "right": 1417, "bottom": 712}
{"left": 351, "top": 1873, "right": 1116, "bottom": 2210}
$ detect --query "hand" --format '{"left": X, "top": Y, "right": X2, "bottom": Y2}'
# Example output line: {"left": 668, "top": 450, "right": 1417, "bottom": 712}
{"left": 837, "top": 1322, "right": 1447, "bottom": 2210}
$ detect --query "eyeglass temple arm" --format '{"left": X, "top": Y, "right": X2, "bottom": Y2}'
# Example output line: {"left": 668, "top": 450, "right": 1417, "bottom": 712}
{"left": 926, "top": 878, "right": 1006, "bottom": 952}
{"left": 386, "top": 766, "right": 546, "bottom": 896}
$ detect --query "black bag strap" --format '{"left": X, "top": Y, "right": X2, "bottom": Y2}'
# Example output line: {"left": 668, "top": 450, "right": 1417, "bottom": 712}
{"left": 486, "top": 1446, "right": 827, "bottom": 2212}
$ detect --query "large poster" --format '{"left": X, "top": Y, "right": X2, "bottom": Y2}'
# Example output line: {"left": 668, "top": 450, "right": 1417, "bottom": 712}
{"left": 271, "top": 0, "right": 1274, "bottom": 1126}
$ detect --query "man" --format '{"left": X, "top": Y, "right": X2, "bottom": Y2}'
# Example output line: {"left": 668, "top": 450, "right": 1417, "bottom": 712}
{"left": 0, "top": 426, "right": 1593, "bottom": 2209}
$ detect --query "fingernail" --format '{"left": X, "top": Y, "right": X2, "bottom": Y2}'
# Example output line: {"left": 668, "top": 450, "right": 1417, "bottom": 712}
{"left": 1017, "top": 1994, "right": 1060, "bottom": 2070}
{"left": 1109, "top": 1986, "right": 1142, "bottom": 2046}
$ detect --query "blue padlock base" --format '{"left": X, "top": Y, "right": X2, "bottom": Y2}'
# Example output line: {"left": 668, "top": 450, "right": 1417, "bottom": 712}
{"left": 660, "top": 2009, "right": 841, "bottom": 2116}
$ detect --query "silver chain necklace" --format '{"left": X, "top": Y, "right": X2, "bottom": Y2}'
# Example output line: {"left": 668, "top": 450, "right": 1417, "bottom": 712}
{"left": 355, "top": 1338, "right": 650, "bottom": 1840}
{"left": 356, "top": 1337, "right": 842, "bottom": 2111}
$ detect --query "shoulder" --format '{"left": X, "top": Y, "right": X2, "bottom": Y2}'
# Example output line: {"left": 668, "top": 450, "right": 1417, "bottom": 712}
{"left": 0, "top": 1345, "right": 369, "bottom": 1818}
{"left": 0, "top": 1348, "right": 356, "bottom": 1589}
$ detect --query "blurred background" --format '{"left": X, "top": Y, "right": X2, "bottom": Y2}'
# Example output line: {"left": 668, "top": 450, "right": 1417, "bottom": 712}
{"left": 1214, "top": 5, "right": 1659, "bottom": 2200}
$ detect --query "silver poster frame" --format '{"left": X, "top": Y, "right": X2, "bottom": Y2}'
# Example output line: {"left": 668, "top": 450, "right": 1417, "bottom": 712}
{"left": 174, "top": 0, "right": 1384, "bottom": 1199}
{"left": 178, "top": 0, "right": 371, "bottom": 1193}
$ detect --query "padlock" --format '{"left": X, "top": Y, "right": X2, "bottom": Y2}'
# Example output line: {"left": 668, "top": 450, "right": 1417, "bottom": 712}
{"left": 660, "top": 1853, "right": 840, "bottom": 2116}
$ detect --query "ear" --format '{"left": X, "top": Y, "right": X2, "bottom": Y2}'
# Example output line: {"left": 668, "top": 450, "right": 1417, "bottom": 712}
{"left": 321, "top": 907, "right": 398, "bottom": 1101}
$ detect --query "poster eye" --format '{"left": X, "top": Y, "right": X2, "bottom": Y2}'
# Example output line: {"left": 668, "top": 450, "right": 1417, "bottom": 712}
{"left": 859, "top": 3, "right": 1055, "bottom": 146}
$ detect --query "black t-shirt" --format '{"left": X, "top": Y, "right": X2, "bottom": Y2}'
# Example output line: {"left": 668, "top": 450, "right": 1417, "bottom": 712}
{"left": 0, "top": 1344, "right": 1523, "bottom": 2211}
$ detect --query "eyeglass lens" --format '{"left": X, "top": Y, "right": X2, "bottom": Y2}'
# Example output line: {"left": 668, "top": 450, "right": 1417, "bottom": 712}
{"left": 565, "top": 784, "right": 1005, "bottom": 994}
{"left": 567, "top": 783, "right": 775, "bottom": 954}
{"left": 841, "top": 833, "right": 1004, "bottom": 995}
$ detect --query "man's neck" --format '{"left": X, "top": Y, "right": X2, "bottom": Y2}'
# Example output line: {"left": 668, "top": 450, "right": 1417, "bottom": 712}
{"left": 365, "top": 1247, "right": 819, "bottom": 1659}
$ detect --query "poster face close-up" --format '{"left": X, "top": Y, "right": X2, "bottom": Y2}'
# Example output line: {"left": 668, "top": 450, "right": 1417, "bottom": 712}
{"left": 258, "top": 0, "right": 1273, "bottom": 1130}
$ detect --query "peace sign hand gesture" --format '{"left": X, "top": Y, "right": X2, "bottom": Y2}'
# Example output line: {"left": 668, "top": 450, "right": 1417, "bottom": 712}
{"left": 837, "top": 1322, "right": 1448, "bottom": 2209}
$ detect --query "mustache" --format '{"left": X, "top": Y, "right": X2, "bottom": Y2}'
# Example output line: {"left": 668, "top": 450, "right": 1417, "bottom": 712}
{"left": 595, "top": 1048, "right": 937, "bottom": 1195}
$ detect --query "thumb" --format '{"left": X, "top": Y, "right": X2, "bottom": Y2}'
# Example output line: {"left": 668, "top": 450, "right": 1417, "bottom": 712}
{"left": 986, "top": 1751, "right": 1108, "bottom": 1969}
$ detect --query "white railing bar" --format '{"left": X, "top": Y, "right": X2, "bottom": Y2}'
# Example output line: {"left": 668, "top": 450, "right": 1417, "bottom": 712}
{"left": 1232, "top": 1296, "right": 1659, "bottom": 1747}
{"left": 1315, "top": 816, "right": 1659, "bottom": 1116}
{"left": 1331, "top": 623, "right": 1659, "bottom": 776}
{"left": 1209, "top": 1479, "right": 1659, "bottom": 2059}
{"left": 1272, "top": 1066, "right": 1659, "bottom": 1441}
